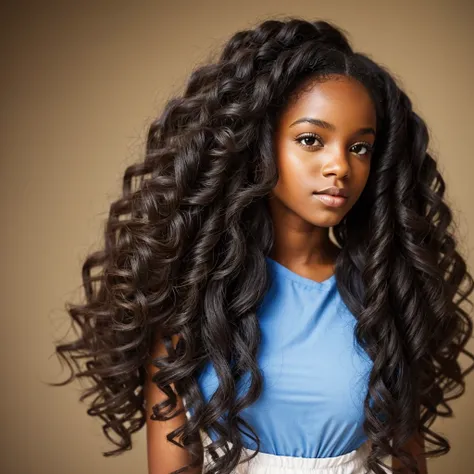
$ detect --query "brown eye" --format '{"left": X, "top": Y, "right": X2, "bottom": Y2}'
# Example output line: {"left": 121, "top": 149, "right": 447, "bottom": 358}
{"left": 295, "top": 133, "right": 322, "bottom": 148}
{"left": 351, "top": 142, "right": 373, "bottom": 156}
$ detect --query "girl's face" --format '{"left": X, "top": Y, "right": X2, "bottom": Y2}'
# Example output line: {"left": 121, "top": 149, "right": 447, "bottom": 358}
{"left": 270, "top": 74, "right": 377, "bottom": 228}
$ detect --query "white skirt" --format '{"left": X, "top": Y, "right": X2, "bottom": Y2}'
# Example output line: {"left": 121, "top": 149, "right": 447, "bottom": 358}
{"left": 200, "top": 430, "right": 389, "bottom": 474}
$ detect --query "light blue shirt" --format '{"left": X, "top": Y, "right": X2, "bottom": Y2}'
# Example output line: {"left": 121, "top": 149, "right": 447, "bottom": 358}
{"left": 191, "top": 256, "right": 374, "bottom": 458}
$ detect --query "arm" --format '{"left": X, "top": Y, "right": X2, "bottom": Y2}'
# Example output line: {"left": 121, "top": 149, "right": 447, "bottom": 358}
{"left": 392, "top": 430, "right": 428, "bottom": 474}
{"left": 145, "top": 333, "right": 203, "bottom": 474}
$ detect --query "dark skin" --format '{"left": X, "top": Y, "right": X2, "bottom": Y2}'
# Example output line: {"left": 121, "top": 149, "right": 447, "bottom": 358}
{"left": 268, "top": 73, "right": 428, "bottom": 474}
{"left": 268, "top": 73, "right": 375, "bottom": 282}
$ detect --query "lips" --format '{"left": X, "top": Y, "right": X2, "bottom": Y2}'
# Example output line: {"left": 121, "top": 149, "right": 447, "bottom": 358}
{"left": 314, "top": 186, "right": 349, "bottom": 198}
{"left": 312, "top": 193, "right": 348, "bottom": 208}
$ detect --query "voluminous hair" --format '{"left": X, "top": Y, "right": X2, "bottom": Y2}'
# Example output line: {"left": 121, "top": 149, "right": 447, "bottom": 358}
{"left": 51, "top": 16, "right": 474, "bottom": 474}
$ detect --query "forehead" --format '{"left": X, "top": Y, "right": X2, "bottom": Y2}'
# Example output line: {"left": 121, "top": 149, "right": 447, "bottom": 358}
{"left": 280, "top": 75, "right": 377, "bottom": 129}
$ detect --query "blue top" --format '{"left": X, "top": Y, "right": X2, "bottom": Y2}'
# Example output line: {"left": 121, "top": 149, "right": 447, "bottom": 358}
{"left": 191, "top": 256, "right": 374, "bottom": 458}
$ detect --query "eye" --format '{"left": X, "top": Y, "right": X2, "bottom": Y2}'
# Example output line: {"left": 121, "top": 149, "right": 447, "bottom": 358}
{"left": 295, "top": 133, "right": 322, "bottom": 148}
{"left": 351, "top": 142, "right": 374, "bottom": 157}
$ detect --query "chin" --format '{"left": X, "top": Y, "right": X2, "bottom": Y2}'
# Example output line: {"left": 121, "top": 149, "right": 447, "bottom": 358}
{"left": 306, "top": 216, "right": 344, "bottom": 227}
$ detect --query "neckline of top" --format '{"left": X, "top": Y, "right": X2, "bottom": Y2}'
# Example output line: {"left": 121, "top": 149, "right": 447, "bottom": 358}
{"left": 265, "top": 256, "right": 336, "bottom": 289}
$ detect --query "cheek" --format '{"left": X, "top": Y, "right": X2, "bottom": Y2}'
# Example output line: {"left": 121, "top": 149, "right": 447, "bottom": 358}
{"left": 360, "top": 164, "right": 371, "bottom": 187}
{"left": 275, "top": 153, "right": 312, "bottom": 191}
{"left": 352, "top": 165, "right": 371, "bottom": 198}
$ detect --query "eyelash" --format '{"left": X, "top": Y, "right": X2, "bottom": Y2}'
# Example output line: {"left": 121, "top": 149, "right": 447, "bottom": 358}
{"left": 295, "top": 133, "right": 374, "bottom": 156}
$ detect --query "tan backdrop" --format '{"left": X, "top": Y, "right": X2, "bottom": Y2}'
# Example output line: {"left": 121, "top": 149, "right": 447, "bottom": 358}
{"left": 1, "top": 1, "right": 473, "bottom": 473}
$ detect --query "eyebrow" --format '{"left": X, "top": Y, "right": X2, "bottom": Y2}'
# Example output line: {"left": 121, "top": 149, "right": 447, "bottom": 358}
{"left": 289, "top": 117, "right": 376, "bottom": 137}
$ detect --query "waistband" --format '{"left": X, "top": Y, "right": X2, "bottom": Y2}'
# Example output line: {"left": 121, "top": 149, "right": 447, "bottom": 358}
{"left": 200, "top": 429, "right": 370, "bottom": 470}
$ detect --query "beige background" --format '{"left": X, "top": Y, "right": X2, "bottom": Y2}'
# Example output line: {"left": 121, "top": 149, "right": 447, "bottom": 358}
{"left": 1, "top": 1, "right": 473, "bottom": 473}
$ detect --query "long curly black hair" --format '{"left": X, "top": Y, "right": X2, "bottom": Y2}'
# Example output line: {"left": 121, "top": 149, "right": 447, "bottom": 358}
{"left": 50, "top": 17, "right": 474, "bottom": 474}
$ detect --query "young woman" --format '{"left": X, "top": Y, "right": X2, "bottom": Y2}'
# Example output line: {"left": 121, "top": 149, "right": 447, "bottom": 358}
{"left": 51, "top": 17, "right": 474, "bottom": 474}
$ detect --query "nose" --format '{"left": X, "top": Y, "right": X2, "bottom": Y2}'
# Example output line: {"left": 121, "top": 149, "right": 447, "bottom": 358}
{"left": 321, "top": 150, "right": 350, "bottom": 180}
